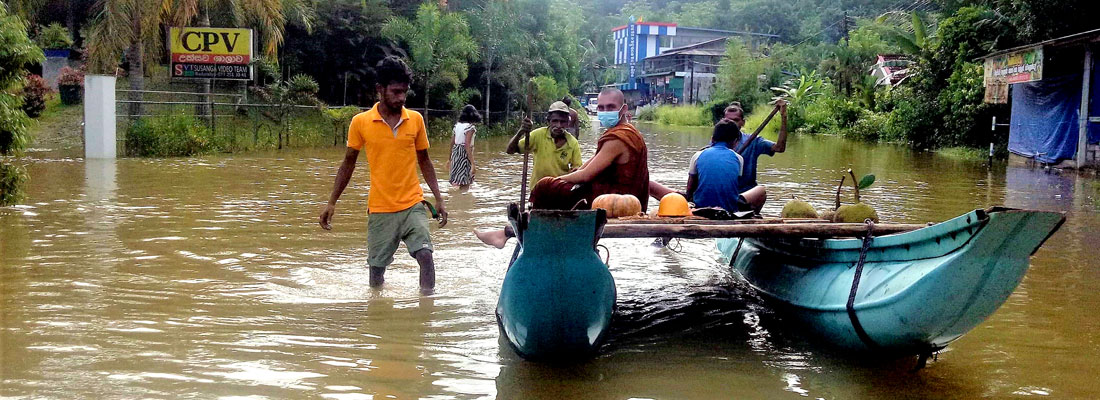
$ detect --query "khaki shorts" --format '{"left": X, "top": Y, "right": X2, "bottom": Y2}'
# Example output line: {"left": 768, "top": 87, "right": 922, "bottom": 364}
{"left": 367, "top": 203, "right": 433, "bottom": 268}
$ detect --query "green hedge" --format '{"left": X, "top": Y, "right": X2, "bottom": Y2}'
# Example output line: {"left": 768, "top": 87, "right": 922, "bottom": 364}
{"left": 126, "top": 115, "right": 214, "bottom": 157}
{"left": 0, "top": 162, "right": 27, "bottom": 206}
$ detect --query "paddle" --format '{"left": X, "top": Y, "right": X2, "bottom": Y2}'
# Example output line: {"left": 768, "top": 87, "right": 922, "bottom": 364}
{"left": 735, "top": 102, "right": 782, "bottom": 154}
{"left": 518, "top": 79, "right": 536, "bottom": 214}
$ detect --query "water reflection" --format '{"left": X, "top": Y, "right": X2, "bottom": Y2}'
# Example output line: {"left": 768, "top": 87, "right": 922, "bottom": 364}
{"left": 2, "top": 130, "right": 1099, "bottom": 398}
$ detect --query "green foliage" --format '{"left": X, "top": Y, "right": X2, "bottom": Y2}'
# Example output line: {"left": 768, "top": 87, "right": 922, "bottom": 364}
{"left": 35, "top": 22, "right": 73, "bottom": 49}
{"left": 323, "top": 105, "right": 361, "bottom": 145}
{"left": 529, "top": 75, "right": 567, "bottom": 114}
{"left": 842, "top": 110, "right": 890, "bottom": 141}
{"left": 744, "top": 104, "right": 782, "bottom": 139}
{"left": 125, "top": 115, "right": 215, "bottom": 157}
{"left": 858, "top": 174, "right": 876, "bottom": 190}
{"left": 797, "top": 89, "right": 863, "bottom": 135}
{"left": 323, "top": 105, "right": 361, "bottom": 123}
{"left": 20, "top": 74, "right": 48, "bottom": 118}
{"left": 771, "top": 70, "right": 823, "bottom": 105}
{"left": 288, "top": 74, "right": 320, "bottom": 96}
{"left": 279, "top": 0, "right": 392, "bottom": 105}
{"left": 0, "top": 161, "right": 28, "bottom": 206}
{"left": 819, "top": 25, "right": 890, "bottom": 97}
{"left": 382, "top": 2, "right": 479, "bottom": 111}
{"left": 252, "top": 69, "right": 323, "bottom": 149}
{"left": 446, "top": 88, "right": 481, "bottom": 109}
{"left": 0, "top": 4, "right": 43, "bottom": 157}
{"left": 635, "top": 105, "right": 657, "bottom": 121}
{"left": 715, "top": 38, "right": 767, "bottom": 107}
{"left": 874, "top": 11, "right": 932, "bottom": 56}
{"left": 655, "top": 105, "right": 712, "bottom": 126}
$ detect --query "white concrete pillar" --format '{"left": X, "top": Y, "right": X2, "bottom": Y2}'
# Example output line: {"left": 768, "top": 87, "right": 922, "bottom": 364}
{"left": 84, "top": 75, "right": 116, "bottom": 159}
{"left": 1077, "top": 48, "right": 1092, "bottom": 169}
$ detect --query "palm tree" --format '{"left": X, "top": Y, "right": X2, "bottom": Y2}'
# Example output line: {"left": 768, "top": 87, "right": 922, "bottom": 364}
{"left": 875, "top": 11, "right": 932, "bottom": 57}
{"left": 470, "top": 0, "right": 527, "bottom": 122}
{"left": 85, "top": 0, "right": 314, "bottom": 117}
{"left": 168, "top": 0, "right": 315, "bottom": 58}
{"left": 85, "top": 0, "right": 173, "bottom": 117}
{"left": 169, "top": 0, "right": 315, "bottom": 118}
{"left": 381, "top": 2, "right": 479, "bottom": 114}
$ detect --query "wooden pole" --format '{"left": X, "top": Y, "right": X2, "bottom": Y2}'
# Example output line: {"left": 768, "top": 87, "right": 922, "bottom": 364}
{"left": 601, "top": 223, "right": 926, "bottom": 239}
{"left": 1077, "top": 47, "right": 1092, "bottom": 169}
{"left": 519, "top": 80, "right": 535, "bottom": 214}
{"left": 736, "top": 104, "right": 781, "bottom": 154}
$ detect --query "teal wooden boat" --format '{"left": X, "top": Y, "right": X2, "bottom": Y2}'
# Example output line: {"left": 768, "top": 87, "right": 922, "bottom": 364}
{"left": 496, "top": 207, "right": 616, "bottom": 361}
{"left": 717, "top": 208, "right": 1064, "bottom": 355}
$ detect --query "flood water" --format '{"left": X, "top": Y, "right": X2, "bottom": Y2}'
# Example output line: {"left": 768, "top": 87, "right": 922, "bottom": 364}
{"left": 3, "top": 122, "right": 1099, "bottom": 399}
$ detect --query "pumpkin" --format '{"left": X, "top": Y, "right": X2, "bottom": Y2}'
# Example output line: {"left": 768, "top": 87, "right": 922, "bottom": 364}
{"left": 591, "top": 194, "right": 642, "bottom": 218}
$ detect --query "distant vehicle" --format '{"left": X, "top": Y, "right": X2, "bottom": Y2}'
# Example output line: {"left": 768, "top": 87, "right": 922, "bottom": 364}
{"left": 584, "top": 94, "right": 598, "bottom": 114}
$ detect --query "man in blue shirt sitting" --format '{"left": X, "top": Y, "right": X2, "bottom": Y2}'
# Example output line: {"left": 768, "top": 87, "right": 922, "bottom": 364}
{"left": 646, "top": 100, "right": 787, "bottom": 213}
{"left": 686, "top": 120, "right": 766, "bottom": 212}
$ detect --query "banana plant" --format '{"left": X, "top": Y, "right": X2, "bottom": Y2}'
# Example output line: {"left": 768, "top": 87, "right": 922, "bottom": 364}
{"left": 771, "top": 70, "right": 823, "bottom": 105}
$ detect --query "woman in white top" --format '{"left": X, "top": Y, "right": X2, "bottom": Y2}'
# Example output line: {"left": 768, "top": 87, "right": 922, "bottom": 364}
{"left": 448, "top": 105, "right": 482, "bottom": 189}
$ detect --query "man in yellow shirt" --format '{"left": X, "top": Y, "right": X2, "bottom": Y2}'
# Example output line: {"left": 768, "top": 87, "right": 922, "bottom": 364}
{"left": 505, "top": 101, "right": 583, "bottom": 186}
{"left": 319, "top": 56, "right": 448, "bottom": 291}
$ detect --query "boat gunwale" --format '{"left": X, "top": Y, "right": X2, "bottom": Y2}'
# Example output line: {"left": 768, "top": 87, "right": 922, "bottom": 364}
{"left": 727, "top": 208, "right": 1065, "bottom": 314}
{"left": 744, "top": 209, "right": 990, "bottom": 264}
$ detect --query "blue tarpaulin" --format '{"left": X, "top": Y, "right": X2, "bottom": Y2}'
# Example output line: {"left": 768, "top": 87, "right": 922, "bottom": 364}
{"left": 1008, "top": 74, "right": 1081, "bottom": 163}
{"left": 1091, "top": 62, "right": 1100, "bottom": 144}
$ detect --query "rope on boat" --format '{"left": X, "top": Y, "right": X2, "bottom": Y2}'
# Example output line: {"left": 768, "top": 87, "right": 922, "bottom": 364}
{"left": 728, "top": 238, "right": 746, "bottom": 267}
{"left": 668, "top": 238, "right": 684, "bottom": 253}
{"left": 847, "top": 219, "right": 881, "bottom": 349}
{"left": 597, "top": 244, "right": 611, "bottom": 266}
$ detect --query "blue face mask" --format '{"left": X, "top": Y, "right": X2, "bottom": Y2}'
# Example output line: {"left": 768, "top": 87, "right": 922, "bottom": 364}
{"left": 597, "top": 105, "right": 624, "bottom": 128}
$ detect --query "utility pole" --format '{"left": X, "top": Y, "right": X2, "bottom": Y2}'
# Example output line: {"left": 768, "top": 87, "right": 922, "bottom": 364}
{"left": 689, "top": 60, "right": 695, "bottom": 104}
{"left": 842, "top": 11, "right": 849, "bottom": 44}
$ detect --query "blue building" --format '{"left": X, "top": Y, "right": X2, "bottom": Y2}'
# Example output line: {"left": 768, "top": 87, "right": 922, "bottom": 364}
{"left": 611, "top": 19, "right": 778, "bottom": 104}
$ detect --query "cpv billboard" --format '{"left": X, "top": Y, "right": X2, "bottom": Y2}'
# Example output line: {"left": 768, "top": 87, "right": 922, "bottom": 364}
{"left": 169, "top": 27, "right": 253, "bottom": 80}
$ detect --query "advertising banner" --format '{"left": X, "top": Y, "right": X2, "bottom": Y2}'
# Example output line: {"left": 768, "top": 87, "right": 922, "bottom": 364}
{"left": 984, "top": 46, "right": 1043, "bottom": 85}
{"left": 169, "top": 27, "right": 253, "bottom": 80}
{"left": 627, "top": 21, "right": 637, "bottom": 84}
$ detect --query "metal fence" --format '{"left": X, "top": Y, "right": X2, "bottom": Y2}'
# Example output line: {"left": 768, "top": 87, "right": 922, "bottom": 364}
{"left": 114, "top": 85, "right": 536, "bottom": 153}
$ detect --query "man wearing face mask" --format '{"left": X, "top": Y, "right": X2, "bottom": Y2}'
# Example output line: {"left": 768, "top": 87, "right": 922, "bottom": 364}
{"left": 505, "top": 101, "right": 583, "bottom": 186}
{"left": 555, "top": 88, "right": 649, "bottom": 209}
{"left": 475, "top": 88, "right": 649, "bottom": 249}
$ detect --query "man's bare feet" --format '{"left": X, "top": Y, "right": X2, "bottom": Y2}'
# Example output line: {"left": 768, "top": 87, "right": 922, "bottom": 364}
{"left": 475, "top": 229, "right": 509, "bottom": 249}
{"left": 369, "top": 266, "right": 385, "bottom": 287}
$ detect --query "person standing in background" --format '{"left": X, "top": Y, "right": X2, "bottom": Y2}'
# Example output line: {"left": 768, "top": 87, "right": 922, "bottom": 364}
{"left": 448, "top": 105, "right": 482, "bottom": 190}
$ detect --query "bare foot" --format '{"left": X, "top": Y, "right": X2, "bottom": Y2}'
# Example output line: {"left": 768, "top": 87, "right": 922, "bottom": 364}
{"left": 369, "top": 266, "right": 385, "bottom": 287}
{"left": 475, "top": 229, "right": 509, "bottom": 249}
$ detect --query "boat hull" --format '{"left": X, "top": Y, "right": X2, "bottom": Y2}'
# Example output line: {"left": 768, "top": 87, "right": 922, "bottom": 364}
{"left": 496, "top": 210, "right": 616, "bottom": 361}
{"left": 718, "top": 208, "right": 1064, "bottom": 353}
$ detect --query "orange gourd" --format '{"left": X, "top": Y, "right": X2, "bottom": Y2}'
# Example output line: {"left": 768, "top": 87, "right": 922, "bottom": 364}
{"left": 591, "top": 194, "right": 643, "bottom": 218}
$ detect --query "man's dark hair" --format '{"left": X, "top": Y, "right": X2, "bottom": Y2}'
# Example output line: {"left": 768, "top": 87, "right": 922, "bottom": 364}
{"left": 375, "top": 56, "right": 413, "bottom": 87}
{"left": 712, "top": 119, "right": 741, "bottom": 145}
{"left": 561, "top": 96, "right": 572, "bottom": 106}
{"left": 724, "top": 101, "right": 744, "bottom": 118}
{"left": 458, "top": 104, "right": 482, "bottom": 123}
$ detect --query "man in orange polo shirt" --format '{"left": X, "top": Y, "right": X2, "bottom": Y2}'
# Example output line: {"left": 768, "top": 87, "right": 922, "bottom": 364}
{"left": 320, "top": 56, "right": 448, "bottom": 291}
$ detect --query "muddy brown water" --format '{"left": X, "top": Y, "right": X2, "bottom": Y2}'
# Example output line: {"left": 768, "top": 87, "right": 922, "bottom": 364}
{"left": 3, "top": 122, "right": 1099, "bottom": 398}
